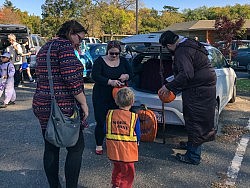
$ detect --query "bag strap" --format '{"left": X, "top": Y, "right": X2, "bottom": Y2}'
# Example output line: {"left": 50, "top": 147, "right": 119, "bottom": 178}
{"left": 46, "top": 41, "right": 56, "bottom": 99}
{"left": 46, "top": 41, "right": 77, "bottom": 106}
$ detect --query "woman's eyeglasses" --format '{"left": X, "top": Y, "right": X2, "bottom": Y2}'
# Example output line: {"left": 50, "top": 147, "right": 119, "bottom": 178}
{"left": 109, "top": 52, "right": 120, "bottom": 56}
{"left": 76, "top": 33, "right": 83, "bottom": 43}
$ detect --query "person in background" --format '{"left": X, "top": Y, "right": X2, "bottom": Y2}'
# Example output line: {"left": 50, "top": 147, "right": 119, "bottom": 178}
{"left": 158, "top": 30, "right": 217, "bottom": 165}
{"left": 91, "top": 40, "right": 133, "bottom": 155}
{"left": 194, "top": 36, "right": 199, "bottom": 41}
{"left": 32, "top": 20, "right": 89, "bottom": 188}
{"left": 19, "top": 38, "right": 34, "bottom": 83}
{"left": 0, "top": 52, "right": 16, "bottom": 108}
{"left": 6, "top": 34, "right": 23, "bottom": 87}
{"left": 105, "top": 87, "right": 140, "bottom": 188}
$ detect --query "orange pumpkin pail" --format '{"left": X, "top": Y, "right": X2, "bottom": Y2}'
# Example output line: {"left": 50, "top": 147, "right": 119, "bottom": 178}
{"left": 137, "top": 105, "right": 158, "bottom": 142}
{"left": 158, "top": 90, "right": 176, "bottom": 103}
{"left": 112, "top": 86, "right": 127, "bottom": 99}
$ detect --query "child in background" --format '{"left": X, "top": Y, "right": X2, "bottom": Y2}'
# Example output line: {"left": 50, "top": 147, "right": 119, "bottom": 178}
{"left": 19, "top": 38, "right": 34, "bottom": 83}
{"left": 0, "top": 52, "right": 16, "bottom": 108}
{"left": 105, "top": 87, "right": 141, "bottom": 188}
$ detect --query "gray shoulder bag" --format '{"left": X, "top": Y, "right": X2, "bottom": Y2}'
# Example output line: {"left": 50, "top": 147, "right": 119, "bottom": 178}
{"left": 45, "top": 42, "right": 81, "bottom": 147}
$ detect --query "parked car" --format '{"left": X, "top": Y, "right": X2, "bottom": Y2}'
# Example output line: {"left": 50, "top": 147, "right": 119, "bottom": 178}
{"left": 0, "top": 25, "right": 46, "bottom": 76}
{"left": 28, "top": 34, "right": 47, "bottom": 69}
{"left": 248, "top": 63, "right": 250, "bottom": 76}
{"left": 216, "top": 40, "right": 250, "bottom": 71}
{"left": 0, "top": 24, "right": 30, "bottom": 61}
{"left": 121, "top": 33, "right": 237, "bottom": 130}
{"left": 86, "top": 43, "right": 107, "bottom": 62}
{"left": 84, "top": 37, "right": 102, "bottom": 44}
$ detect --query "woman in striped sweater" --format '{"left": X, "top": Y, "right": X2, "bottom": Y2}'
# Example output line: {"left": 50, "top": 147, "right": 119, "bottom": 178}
{"left": 32, "top": 20, "right": 89, "bottom": 188}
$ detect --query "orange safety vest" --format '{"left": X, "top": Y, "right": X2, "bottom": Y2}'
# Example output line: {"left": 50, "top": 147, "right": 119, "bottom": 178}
{"left": 106, "top": 109, "right": 138, "bottom": 162}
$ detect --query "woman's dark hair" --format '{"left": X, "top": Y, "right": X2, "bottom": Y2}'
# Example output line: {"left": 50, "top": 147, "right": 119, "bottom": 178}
{"left": 22, "top": 38, "right": 29, "bottom": 44}
{"left": 56, "top": 20, "right": 87, "bottom": 39}
{"left": 106, "top": 40, "right": 121, "bottom": 54}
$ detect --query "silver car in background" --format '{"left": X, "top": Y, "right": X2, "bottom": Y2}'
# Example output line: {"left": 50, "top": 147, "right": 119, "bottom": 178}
{"left": 121, "top": 33, "right": 237, "bottom": 130}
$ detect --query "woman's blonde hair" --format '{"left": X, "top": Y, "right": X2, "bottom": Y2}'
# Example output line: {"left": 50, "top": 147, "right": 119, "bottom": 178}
{"left": 8, "top": 34, "right": 16, "bottom": 41}
{"left": 115, "top": 87, "right": 134, "bottom": 108}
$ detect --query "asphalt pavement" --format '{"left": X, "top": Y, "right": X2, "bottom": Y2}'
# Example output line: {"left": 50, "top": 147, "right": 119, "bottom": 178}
{"left": 0, "top": 82, "right": 249, "bottom": 188}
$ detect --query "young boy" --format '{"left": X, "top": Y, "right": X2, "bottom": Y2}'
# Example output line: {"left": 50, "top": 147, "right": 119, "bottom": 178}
{"left": 0, "top": 52, "right": 16, "bottom": 108}
{"left": 19, "top": 38, "right": 34, "bottom": 83}
{"left": 105, "top": 87, "right": 141, "bottom": 188}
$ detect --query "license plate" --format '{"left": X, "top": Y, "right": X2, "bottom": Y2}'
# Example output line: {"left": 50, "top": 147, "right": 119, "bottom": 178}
{"left": 152, "top": 110, "right": 163, "bottom": 123}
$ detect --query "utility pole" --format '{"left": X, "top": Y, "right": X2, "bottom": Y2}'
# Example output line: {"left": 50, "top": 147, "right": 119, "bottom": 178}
{"left": 136, "top": 0, "right": 138, "bottom": 34}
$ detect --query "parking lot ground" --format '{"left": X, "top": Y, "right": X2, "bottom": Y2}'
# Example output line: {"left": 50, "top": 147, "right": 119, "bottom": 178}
{"left": 0, "top": 82, "right": 249, "bottom": 188}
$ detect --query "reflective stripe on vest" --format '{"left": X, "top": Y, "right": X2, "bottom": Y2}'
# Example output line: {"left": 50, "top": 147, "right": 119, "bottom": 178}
{"left": 106, "top": 110, "right": 137, "bottom": 142}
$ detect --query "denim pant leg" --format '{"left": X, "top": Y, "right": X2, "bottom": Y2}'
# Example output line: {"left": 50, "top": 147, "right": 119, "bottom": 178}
{"left": 185, "top": 142, "right": 202, "bottom": 163}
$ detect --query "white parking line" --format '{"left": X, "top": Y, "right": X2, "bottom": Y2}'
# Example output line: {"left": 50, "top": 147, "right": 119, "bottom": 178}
{"left": 225, "top": 118, "right": 250, "bottom": 186}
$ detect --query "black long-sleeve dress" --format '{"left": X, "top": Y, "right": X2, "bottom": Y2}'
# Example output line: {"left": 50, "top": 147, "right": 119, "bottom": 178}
{"left": 92, "top": 56, "right": 133, "bottom": 146}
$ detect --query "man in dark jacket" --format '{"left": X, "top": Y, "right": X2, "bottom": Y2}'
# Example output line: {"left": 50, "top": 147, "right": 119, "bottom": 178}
{"left": 158, "top": 30, "right": 217, "bottom": 165}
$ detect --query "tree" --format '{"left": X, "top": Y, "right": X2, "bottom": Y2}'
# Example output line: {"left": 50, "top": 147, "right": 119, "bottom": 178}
{"left": 3, "top": 0, "right": 17, "bottom": 11}
{"left": 41, "top": 0, "right": 91, "bottom": 38}
{"left": 163, "top": 5, "right": 179, "bottom": 13}
{"left": 139, "top": 8, "right": 160, "bottom": 33}
{"left": 214, "top": 16, "right": 245, "bottom": 60}
{"left": 0, "top": 7, "right": 20, "bottom": 23}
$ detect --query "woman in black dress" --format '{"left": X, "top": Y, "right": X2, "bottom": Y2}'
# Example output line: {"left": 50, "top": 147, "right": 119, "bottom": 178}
{"left": 92, "top": 40, "right": 133, "bottom": 155}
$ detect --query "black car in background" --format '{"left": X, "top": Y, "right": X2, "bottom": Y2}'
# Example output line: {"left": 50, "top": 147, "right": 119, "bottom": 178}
{"left": 217, "top": 40, "right": 250, "bottom": 71}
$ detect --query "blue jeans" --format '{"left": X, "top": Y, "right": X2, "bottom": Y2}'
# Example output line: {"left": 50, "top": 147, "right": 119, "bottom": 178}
{"left": 185, "top": 142, "right": 202, "bottom": 163}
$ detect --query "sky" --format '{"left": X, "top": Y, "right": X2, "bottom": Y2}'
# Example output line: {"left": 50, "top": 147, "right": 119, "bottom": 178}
{"left": 0, "top": 0, "right": 249, "bottom": 16}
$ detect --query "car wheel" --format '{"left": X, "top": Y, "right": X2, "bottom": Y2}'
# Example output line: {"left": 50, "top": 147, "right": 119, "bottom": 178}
{"left": 214, "top": 101, "right": 219, "bottom": 132}
{"left": 229, "top": 83, "right": 236, "bottom": 103}
{"left": 247, "top": 63, "right": 250, "bottom": 76}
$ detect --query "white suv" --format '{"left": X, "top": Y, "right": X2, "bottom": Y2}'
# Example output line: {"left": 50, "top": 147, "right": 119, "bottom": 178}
{"left": 29, "top": 34, "right": 46, "bottom": 69}
{"left": 84, "top": 37, "right": 102, "bottom": 44}
{"left": 121, "top": 33, "right": 237, "bottom": 130}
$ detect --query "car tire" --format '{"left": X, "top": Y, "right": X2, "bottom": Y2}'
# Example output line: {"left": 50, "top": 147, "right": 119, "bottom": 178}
{"left": 229, "top": 83, "right": 236, "bottom": 103}
{"left": 214, "top": 101, "right": 219, "bottom": 132}
{"left": 247, "top": 63, "right": 250, "bottom": 76}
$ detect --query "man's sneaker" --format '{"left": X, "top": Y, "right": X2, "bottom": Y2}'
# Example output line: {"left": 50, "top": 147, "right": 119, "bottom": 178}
{"left": 175, "top": 153, "right": 200, "bottom": 165}
{"left": 0, "top": 103, "right": 7, "bottom": 108}
{"left": 179, "top": 141, "right": 188, "bottom": 150}
{"left": 8, "top": 101, "right": 15, "bottom": 105}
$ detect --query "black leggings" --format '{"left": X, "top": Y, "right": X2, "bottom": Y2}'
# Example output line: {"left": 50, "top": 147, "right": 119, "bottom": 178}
{"left": 42, "top": 130, "right": 84, "bottom": 188}
{"left": 95, "top": 121, "right": 105, "bottom": 146}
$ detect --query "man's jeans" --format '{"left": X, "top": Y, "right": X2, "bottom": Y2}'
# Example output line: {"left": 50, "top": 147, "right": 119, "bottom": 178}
{"left": 185, "top": 142, "right": 202, "bottom": 163}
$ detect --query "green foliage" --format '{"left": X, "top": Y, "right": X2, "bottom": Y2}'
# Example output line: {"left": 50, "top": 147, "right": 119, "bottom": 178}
{"left": 183, "top": 4, "right": 250, "bottom": 21}
{"left": 236, "top": 79, "right": 250, "bottom": 94}
{"left": 41, "top": 0, "right": 91, "bottom": 38}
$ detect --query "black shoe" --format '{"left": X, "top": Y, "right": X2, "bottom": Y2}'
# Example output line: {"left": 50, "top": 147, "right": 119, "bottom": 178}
{"left": 8, "top": 101, "right": 15, "bottom": 105}
{"left": 175, "top": 153, "right": 200, "bottom": 165}
{"left": 179, "top": 141, "right": 188, "bottom": 149}
{"left": 0, "top": 103, "right": 7, "bottom": 108}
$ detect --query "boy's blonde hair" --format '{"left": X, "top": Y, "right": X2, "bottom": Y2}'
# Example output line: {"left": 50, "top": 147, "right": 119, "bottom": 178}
{"left": 115, "top": 87, "right": 134, "bottom": 108}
